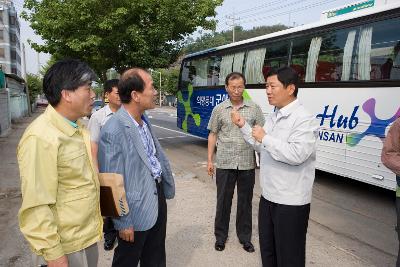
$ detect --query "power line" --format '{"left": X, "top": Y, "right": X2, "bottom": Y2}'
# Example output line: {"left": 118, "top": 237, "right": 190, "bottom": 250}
{"left": 238, "top": 0, "right": 342, "bottom": 25}
{"left": 238, "top": 0, "right": 316, "bottom": 20}
{"left": 224, "top": 0, "right": 291, "bottom": 17}
{"left": 217, "top": 0, "right": 337, "bottom": 26}
{"left": 217, "top": 0, "right": 288, "bottom": 25}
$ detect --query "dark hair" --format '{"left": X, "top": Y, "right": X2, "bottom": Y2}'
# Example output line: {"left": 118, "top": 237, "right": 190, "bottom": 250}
{"left": 43, "top": 59, "right": 97, "bottom": 106}
{"left": 104, "top": 79, "right": 119, "bottom": 94}
{"left": 266, "top": 67, "right": 299, "bottom": 97}
{"left": 118, "top": 68, "right": 148, "bottom": 104}
{"left": 225, "top": 72, "right": 246, "bottom": 86}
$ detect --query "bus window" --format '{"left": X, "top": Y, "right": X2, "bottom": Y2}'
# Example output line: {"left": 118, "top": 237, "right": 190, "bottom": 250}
{"left": 180, "top": 60, "right": 195, "bottom": 90}
{"left": 233, "top": 52, "right": 245, "bottom": 73}
{"left": 356, "top": 26, "right": 373, "bottom": 80}
{"left": 219, "top": 54, "right": 234, "bottom": 85}
{"left": 305, "top": 37, "right": 322, "bottom": 82}
{"left": 315, "top": 29, "right": 353, "bottom": 82}
{"left": 290, "top": 37, "right": 313, "bottom": 82}
{"left": 341, "top": 29, "right": 357, "bottom": 81}
{"left": 245, "top": 47, "right": 266, "bottom": 84}
{"left": 191, "top": 59, "right": 208, "bottom": 86}
{"left": 368, "top": 17, "right": 400, "bottom": 81}
{"left": 219, "top": 52, "right": 245, "bottom": 85}
{"left": 208, "top": 55, "right": 221, "bottom": 86}
{"left": 262, "top": 41, "right": 289, "bottom": 81}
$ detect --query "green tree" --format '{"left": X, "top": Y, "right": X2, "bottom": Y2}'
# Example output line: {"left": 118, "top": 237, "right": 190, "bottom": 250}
{"left": 39, "top": 55, "right": 57, "bottom": 77}
{"left": 151, "top": 67, "right": 180, "bottom": 96}
{"left": 26, "top": 73, "right": 42, "bottom": 105}
{"left": 164, "top": 67, "right": 180, "bottom": 96}
{"left": 22, "top": 0, "right": 223, "bottom": 81}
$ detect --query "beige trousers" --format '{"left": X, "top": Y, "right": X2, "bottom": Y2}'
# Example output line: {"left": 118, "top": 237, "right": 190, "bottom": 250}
{"left": 32, "top": 243, "right": 98, "bottom": 267}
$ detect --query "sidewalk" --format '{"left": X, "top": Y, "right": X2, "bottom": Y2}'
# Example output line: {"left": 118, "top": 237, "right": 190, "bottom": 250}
{"left": 0, "top": 110, "right": 42, "bottom": 267}
{"left": 0, "top": 108, "right": 376, "bottom": 266}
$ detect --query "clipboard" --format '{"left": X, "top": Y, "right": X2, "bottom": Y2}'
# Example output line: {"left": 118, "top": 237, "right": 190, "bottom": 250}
{"left": 98, "top": 173, "right": 130, "bottom": 217}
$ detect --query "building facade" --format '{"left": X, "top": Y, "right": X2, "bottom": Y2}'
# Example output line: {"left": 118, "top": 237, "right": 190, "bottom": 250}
{"left": 0, "top": 0, "right": 21, "bottom": 76}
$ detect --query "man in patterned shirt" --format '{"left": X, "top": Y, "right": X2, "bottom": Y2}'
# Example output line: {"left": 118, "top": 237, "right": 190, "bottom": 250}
{"left": 207, "top": 72, "right": 265, "bottom": 252}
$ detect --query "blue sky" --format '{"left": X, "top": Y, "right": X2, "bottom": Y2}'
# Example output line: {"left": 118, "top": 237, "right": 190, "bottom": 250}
{"left": 15, "top": 0, "right": 364, "bottom": 75}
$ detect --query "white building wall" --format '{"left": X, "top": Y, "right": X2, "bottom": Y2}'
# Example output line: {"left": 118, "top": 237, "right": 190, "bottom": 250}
{"left": 0, "top": 1, "right": 21, "bottom": 76}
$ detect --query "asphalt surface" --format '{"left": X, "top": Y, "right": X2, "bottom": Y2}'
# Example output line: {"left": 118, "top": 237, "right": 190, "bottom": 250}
{"left": 0, "top": 106, "right": 397, "bottom": 266}
{"left": 145, "top": 107, "right": 397, "bottom": 267}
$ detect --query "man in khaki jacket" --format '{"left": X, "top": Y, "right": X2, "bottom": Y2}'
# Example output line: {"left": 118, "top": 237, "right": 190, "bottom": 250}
{"left": 17, "top": 59, "right": 103, "bottom": 267}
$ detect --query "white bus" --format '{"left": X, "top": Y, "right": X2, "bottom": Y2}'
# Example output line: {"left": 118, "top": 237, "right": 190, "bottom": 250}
{"left": 177, "top": 0, "right": 400, "bottom": 190}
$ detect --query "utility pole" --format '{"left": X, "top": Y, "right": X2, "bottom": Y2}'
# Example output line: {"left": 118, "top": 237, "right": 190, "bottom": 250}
{"left": 226, "top": 12, "right": 239, "bottom": 43}
{"left": 23, "top": 44, "right": 31, "bottom": 115}
{"left": 149, "top": 68, "right": 162, "bottom": 107}
{"left": 37, "top": 52, "right": 40, "bottom": 75}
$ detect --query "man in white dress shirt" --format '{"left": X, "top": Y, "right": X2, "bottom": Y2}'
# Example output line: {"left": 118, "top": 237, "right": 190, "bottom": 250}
{"left": 231, "top": 66, "right": 318, "bottom": 267}
{"left": 88, "top": 78, "right": 121, "bottom": 251}
{"left": 88, "top": 79, "right": 121, "bottom": 171}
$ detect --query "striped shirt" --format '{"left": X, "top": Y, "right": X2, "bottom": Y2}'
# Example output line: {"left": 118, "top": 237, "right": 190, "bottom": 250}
{"left": 131, "top": 115, "right": 162, "bottom": 180}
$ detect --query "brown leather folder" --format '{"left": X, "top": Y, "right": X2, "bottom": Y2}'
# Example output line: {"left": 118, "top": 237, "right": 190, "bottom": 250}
{"left": 98, "top": 173, "right": 129, "bottom": 217}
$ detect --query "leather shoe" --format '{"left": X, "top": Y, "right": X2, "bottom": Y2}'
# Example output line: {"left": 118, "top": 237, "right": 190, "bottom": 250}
{"left": 215, "top": 241, "right": 225, "bottom": 251}
{"left": 104, "top": 238, "right": 116, "bottom": 251}
{"left": 242, "top": 241, "right": 255, "bottom": 253}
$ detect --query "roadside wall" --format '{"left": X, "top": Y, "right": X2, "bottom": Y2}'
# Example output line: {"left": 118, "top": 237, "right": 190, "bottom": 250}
{"left": 0, "top": 89, "right": 11, "bottom": 135}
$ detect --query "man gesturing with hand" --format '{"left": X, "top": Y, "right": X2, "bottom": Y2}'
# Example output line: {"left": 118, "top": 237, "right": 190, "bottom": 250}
{"left": 231, "top": 67, "right": 318, "bottom": 267}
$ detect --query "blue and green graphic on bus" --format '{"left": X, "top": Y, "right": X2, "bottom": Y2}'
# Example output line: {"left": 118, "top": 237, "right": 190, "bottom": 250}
{"left": 177, "top": 84, "right": 254, "bottom": 138}
{"left": 177, "top": 84, "right": 229, "bottom": 138}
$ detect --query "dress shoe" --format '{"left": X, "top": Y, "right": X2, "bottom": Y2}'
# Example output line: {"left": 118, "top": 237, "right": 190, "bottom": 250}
{"left": 242, "top": 241, "right": 255, "bottom": 253}
{"left": 215, "top": 241, "right": 225, "bottom": 251}
{"left": 104, "top": 238, "right": 116, "bottom": 251}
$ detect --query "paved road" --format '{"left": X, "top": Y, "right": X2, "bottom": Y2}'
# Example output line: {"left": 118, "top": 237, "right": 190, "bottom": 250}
{"left": 146, "top": 107, "right": 398, "bottom": 267}
{"left": 0, "top": 107, "right": 397, "bottom": 266}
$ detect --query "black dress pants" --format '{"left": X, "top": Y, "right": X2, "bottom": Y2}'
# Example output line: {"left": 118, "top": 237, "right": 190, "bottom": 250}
{"left": 214, "top": 168, "right": 255, "bottom": 244}
{"left": 112, "top": 181, "right": 167, "bottom": 267}
{"left": 259, "top": 197, "right": 310, "bottom": 267}
{"left": 104, "top": 217, "right": 117, "bottom": 242}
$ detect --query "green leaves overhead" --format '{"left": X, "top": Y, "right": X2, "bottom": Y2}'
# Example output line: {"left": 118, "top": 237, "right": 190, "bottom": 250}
{"left": 22, "top": 0, "right": 222, "bottom": 80}
{"left": 26, "top": 73, "right": 42, "bottom": 105}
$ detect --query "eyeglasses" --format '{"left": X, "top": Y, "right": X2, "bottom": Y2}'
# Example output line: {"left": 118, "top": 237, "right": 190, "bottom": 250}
{"left": 228, "top": 86, "right": 245, "bottom": 92}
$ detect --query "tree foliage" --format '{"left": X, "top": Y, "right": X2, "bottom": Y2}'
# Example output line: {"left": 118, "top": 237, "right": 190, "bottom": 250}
{"left": 151, "top": 67, "right": 180, "bottom": 96}
{"left": 26, "top": 73, "right": 42, "bottom": 104}
{"left": 183, "top": 24, "right": 289, "bottom": 54}
{"left": 39, "top": 55, "right": 57, "bottom": 77}
{"left": 22, "top": 0, "right": 223, "bottom": 81}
